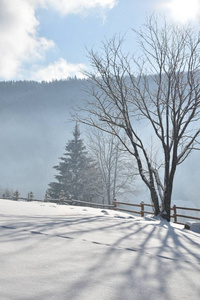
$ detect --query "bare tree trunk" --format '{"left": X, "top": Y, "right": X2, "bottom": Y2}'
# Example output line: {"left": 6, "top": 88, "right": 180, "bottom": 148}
{"left": 150, "top": 187, "right": 160, "bottom": 216}
{"left": 76, "top": 15, "right": 200, "bottom": 222}
{"left": 87, "top": 129, "right": 137, "bottom": 205}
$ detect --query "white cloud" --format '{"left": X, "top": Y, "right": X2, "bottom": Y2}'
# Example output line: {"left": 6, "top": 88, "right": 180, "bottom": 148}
{"left": 45, "top": 0, "right": 117, "bottom": 16}
{"left": 31, "top": 58, "right": 86, "bottom": 81}
{"left": 0, "top": 0, "right": 117, "bottom": 81}
{"left": 0, "top": 0, "right": 55, "bottom": 80}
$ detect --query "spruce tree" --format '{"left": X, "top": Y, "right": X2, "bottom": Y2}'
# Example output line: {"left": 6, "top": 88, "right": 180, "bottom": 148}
{"left": 49, "top": 124, "right": 97, "bottom": 200}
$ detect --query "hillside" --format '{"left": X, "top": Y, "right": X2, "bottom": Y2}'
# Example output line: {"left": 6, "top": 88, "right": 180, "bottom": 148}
{"left": 0, "top": 79, "right": 88, "bottom": 198}
{"left": 0, "top": 199, "right": 199, "bottom": 299}
{"left": 0, "top": 80, "right": 200, "bottom": 206}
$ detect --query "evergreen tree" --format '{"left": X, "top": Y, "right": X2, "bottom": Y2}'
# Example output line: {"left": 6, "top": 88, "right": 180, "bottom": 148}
{"left": 49, "top": 124, "right": 98, "bottom": 200}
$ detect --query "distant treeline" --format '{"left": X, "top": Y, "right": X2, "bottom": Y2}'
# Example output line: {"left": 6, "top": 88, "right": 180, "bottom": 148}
{"left": 0, "top": 78, "right": 90, "bottom": 198}
{"left": 0, "top": 78, "right": 88, "bottom": 110}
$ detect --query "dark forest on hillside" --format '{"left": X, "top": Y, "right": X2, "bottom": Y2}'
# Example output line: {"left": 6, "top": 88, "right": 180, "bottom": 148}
{"left": 0, "top": 79, "right": 200, "bottom": 206}
{"left": 0, "top": 79, "right": 88, "bottom": 198}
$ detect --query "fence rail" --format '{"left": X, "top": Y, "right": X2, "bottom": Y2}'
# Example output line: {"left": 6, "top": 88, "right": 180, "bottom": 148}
{"left": 1, "top": 196, "right": 113, "bottom": 210}
{"left": 1, "top": 195, "right": 200, "bottom": 225}
{"left": 60, "top": 198, "right": 113, "bottom": 209}
{"left": 114, "top": 199, "right": 200, "bottom": 224}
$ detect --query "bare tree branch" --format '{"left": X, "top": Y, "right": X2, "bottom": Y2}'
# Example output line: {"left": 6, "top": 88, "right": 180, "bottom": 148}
{"left": 74, "top": 15, "right": 200, "bottom": 221}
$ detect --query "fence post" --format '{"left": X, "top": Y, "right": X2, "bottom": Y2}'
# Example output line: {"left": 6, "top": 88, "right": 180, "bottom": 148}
{"left": 59, "top": 190, "right": 65, "bottom": 204}
{"left": 28, "top": 192, "right": 34, "bottom": 201}
{"left": 113, "top": 198, "right": 117, "bottom": 211}
{"left": 173, "top": 205, "right": 177, "bottom": 223}
{"left": 140, "top": 202, "right": 144, "bottom": 217}
{"left": 44, "top": 190, "right": 50, "bottom": 202}
{"left": 13, "top": 190, "right": 19, "bottom": 201}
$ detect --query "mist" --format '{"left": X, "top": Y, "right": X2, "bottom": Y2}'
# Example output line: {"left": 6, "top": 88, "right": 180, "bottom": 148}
{"left": 0, "top": 80, "right": 84, "bottom": 198}
{"left": 0, "top": 79, "right": 200, "bottom": 207}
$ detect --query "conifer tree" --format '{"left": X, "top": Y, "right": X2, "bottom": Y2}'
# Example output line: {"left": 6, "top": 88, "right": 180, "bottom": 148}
{"left": 49, "top": 124, "right": 98, "bottom": 200}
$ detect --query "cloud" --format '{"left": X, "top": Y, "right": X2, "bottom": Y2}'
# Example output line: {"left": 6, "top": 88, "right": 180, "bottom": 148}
{"left": 31, "top": 58, "right": 86, "bottom": 81}
{"left": 0, "top": 0, "right": 55, "bottom": 80}
{"left": 0, "top": 0, "right": 117, "bottom": 81}
{"left": 46, "top": 0, "right": 117, "bottom": 16}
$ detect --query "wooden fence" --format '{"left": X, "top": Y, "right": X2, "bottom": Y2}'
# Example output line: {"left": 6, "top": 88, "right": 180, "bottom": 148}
{"left": 1, "top": 195, "right": 113, "bottom": 210}
{"left": 2, "top": 195, "right": 200, "bottom": 225}
{"left": 50, "top": 198, "right": 114, "bottom": 209}
{"left": 114, "top": 199, "right": 200, "bottom": 225}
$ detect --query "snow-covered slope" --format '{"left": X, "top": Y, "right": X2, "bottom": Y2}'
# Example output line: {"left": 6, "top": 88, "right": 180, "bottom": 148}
{"left": 0, "top": 199, "right": 199, "bottom": 300}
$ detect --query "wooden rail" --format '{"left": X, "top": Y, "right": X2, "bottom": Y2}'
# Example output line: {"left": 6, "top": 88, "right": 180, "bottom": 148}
{"left": 1, "top": 196, "right": 113, "bottom": 210}
{"left": 1, "top": 196, "right": 200, "bottom": 224}
{"left": 62, "top": 198, "right": 113, "bottom": 209}
{"left": 114, "top": 199, "right": 200, "bottom": 224}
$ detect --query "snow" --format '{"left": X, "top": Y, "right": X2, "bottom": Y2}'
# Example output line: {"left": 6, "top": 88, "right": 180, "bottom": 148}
{"left": 185, "top": 222, "right": 200, "bottom": 234}
{"left": 0, "top": 199, "right": 199, "bottom": 300}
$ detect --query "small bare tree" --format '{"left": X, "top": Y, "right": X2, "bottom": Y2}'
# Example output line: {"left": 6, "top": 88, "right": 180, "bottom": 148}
{"left": 87, "top": 129, "right": 137, "bottom": 205}
{"left": 76, "top": 16, "right": 200, "bottom": 221}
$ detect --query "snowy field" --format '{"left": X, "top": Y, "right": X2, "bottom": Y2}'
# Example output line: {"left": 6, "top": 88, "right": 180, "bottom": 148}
{"left": 0, "top": 199, "right": 199, "bottom": 300}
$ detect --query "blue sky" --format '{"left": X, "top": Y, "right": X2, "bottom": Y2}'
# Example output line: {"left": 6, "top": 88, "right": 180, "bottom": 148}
{"left": 1, "top": 0, "right": 200, "bottom": 82}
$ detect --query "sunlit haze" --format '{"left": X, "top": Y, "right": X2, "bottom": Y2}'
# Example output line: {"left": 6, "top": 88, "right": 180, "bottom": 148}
{"left": 167, "top": 0, "right": 200, "bottom": 23}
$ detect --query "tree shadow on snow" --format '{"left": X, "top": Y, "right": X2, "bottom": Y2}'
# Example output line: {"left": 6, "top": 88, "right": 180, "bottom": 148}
{"left": 0, "top": 208, "right": 200, "bottom": 300}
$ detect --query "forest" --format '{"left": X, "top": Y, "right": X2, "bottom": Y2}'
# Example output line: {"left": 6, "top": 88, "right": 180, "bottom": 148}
{"left": 0, "top": 77, "right": 200, "bottom": 209}
{"left": 0, "top": 79, "right": 136, "bottom": 203}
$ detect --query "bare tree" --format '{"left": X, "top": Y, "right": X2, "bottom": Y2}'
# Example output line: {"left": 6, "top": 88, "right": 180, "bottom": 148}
{"left": 76, "top": 16, "right": 200, "bottom": 221}
{"left": 87, "top": 129, "right": 137, "bottom": 205}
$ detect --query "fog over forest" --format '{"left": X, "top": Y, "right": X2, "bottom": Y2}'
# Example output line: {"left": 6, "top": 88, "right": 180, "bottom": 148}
{"left": 0, "top": 79, "right": 200, "bottom": 207}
